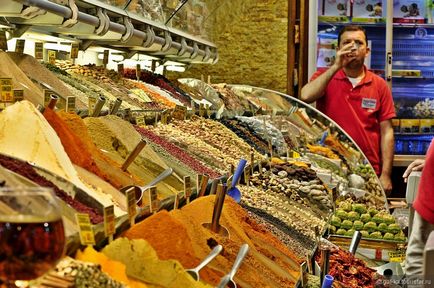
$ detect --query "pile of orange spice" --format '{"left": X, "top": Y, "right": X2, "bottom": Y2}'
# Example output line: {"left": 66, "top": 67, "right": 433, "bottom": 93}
{"left": 128, "top": 79, "right": 176, "bottom": 109}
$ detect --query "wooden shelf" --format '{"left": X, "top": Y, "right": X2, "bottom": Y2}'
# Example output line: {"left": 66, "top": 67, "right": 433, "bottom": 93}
{"left": 393, "top": 154, "right": 425, "bottom": 167}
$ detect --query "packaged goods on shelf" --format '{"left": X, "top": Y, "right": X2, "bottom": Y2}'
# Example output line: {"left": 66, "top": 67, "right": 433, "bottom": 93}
{"left": 319, "top": 0, "right": 350, "bottom": 22}
{"left": 393, "top": 0, "right": 426, "bottom": 23}
{"left": 352, "top": 0, "right": 386, "bottom": 22}
{"left": 126, "top": 0, "right": 165, "bottom": 22}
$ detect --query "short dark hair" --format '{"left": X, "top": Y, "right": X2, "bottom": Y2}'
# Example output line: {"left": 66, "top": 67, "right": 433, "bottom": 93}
{"left": 337, "top": 25, "right": 368, "bottom": 46}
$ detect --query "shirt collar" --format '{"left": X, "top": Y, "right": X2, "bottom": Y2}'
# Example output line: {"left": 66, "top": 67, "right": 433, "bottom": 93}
{"left": 336, "top": 66, "right": 373, "bottom": 85}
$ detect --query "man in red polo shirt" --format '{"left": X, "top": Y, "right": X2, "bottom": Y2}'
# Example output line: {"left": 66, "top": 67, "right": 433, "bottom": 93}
{"left": 403, "top": 140, "right": 434, "bottom": 287}
{"left": 301, "top": 25, "right": 395, "bottom": 194}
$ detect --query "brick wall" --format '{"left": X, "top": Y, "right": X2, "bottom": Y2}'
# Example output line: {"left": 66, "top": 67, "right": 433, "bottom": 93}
{"left": 167, "top": 0, "right": 288, "bottom": 93}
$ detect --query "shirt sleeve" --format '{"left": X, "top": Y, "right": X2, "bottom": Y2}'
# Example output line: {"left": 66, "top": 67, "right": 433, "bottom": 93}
{"left": 378, "top": 80, "right": 396, "bottom": 122}
{"left": 310, "top": 68, "right": 328, "bottom": 82}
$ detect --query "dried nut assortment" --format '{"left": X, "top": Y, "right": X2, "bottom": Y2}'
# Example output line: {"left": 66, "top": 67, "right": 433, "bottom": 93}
{"left": 218, "top": 118, "right": 269, "bottom": 155}
{"left": 251, "top": 163, "right": 334, "bottom": 213}
{"left": 414, "top": 98, "right": 434, "bottom": 118}
{"left": 149, "top": 123, "right": 229, "bottom": 173}
{"left": 150, "top": 117, "right": 264, "bottom": 170}
{"left": 330, "top": 200, "right": 406, "bottom": 242}
{"left": 236, "top": 116, "right": 288, "bottom": 155}
{"left": 240, "top": 184, "right": 326, "bottom": 242}
{"left": 353, "top": 164, "right": 386, "bottom": 203}
{"left": 245, "top": 210, "right": 314, "bottom": 259}
{"left": 38, "top": 257, "right": 124, "bottom": 288}
{"left": 171, "top": 117, "right": 264, "bottom": 163}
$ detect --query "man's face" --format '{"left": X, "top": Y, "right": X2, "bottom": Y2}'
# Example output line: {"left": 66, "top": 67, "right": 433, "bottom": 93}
{"left": 339, "top": 30, "right": 370, "bottom": 69}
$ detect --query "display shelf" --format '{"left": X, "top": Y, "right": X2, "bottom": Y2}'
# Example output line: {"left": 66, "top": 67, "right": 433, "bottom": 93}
{"left": 1, "top": 0, "right": 217, "bottom": 64}
{"left": 393, "top": 154, "right": 425, "bottom": 167}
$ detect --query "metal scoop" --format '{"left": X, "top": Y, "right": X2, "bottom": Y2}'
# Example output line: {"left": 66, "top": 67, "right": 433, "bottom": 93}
{"left": 186, "top": 244, "right": 223, "bottom": 281}
{"left": 202, "top": 184, "right": 229, "bottom": 237}
{"left": 120, "top": 168, "right": 173, "bottom": 206}
{"left": 227, "top": 159, "right": 247, "bottom": 203}
{"left": 217, "top": 244, "right": 249, "bottom": 288}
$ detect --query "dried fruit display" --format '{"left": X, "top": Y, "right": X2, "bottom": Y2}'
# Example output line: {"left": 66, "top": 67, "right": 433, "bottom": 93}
{"left": 316, "top": 246, "right": 381, "bottom": 288}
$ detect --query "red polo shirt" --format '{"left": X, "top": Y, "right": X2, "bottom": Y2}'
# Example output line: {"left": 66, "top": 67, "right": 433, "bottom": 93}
{"left": 311, "top": 67, "right": 396, "bottom": 175}
{"left": 414, "top": 139, "right": 434, "bottom": 224}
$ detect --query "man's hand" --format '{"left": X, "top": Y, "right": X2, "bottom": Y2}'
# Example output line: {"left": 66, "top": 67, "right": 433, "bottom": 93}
{"left": 403, "top": 159, "right": 425, "bottom": 183}
{"left": 334, "top": 42, "right": 357, "bottom": 69}
{"left": 379, "top": 173, "right": 392, "bottom": 196}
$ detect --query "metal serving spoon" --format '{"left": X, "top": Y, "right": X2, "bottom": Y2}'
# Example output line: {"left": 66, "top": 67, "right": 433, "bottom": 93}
{"left": 186, "top": 244, "right": 223, "bottom": 281}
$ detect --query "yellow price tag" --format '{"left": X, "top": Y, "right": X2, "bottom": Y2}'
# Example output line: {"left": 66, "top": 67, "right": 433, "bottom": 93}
{"left": 148, "top": 186, "right": 159, "bottom": 213}
{"left": 1, "top": 85, "right": 13, "bottom": 102}
{"left": 104, "top": 205, "right": 115, "bottom": 238}
{"left": 34, "top": 42, "right": 43, "bottom": 59}
{"left": 136, "top": 116, "right": 145, "bottom": 126}
{"left": 75, "top": 213, "right": 95, "bottom": 246}
{"left": 184, "top": 176, "right": 192, "bottom": 199}
{"left": 388, "top": 251, "right": 406, "bottom": 263}
{"left": 126, "top": 188, "right": 136, "bottom": 226}
{"left": 13, "top": 89, "right": 24, "bottom": 102}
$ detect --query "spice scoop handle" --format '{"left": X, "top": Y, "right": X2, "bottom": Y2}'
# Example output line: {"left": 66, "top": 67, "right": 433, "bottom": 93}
{"left": 230, "top": 159, "right": 247, "bottom": 188}
{"left": 121, "top": 138, "right": 147, "bottom": 171}
{"left": 229, "top": 244, "right": 249, "bottom": 279}
{"left": 192, "top": 244, "right": 223, "bottom": 272}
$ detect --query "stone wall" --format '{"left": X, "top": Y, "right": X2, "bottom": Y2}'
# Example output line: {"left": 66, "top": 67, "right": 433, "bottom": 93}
{"left": 167, "top": 0, "right": 288, "bottom": 93}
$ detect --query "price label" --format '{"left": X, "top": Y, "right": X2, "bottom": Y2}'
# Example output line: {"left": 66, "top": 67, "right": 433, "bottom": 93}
{"left": 174, "top": 192, "right": 181, "bottom": 210}
{"left": 1, "top": 85, "right": 12, "bottom": 102}
{"left": 66, "top": 96, "right": 76, "bottom": 112}
{"left": 388, "top": 250, "right": 406, "bottom": 262}
{"left": 75, "top": 213, "right": 96, "bottom": 246}
{"left": 198, "top": 174, "right": 209, "bottom": 197}
{"left": 48, "top": 50, "right": 56, "bottom": 65}
{"left": 117, "top": 63, "right": 124, "bottom": 74}
{"left": 126, "top": 188, "right": 136, "bottom": 226}
{"left": 88, "top": 96, "right": 97, "bottom": 115}
{"left": 13, "top": 89, "right": 24, "bottom": 102}
{"left": 0, "top": 30, "right": 7, "bottom": 51}
{"left": 34, "top": 42, "right": 43, "bottom": 59}
{"left": 43, "top": 89, "right": 53, "bottom": 107}
{"left": 161, "top": 111, "right": 169, "bottom": 124}
{"left": 135, "top": 115, "right": 145, "bottom": 126}
{"left": 184, "top": 176, "right": 192, "bottom": 200}
{"left": 258, "top": 161, "right": 263, "bottom": 176}
{"left": 244, "top": 166, "right": 250, "bottom": 186}
{"left": 70, "top": 43, "right": 79, "bottom": 59}
{"left": 0, "top": 78, "right": 12, "bottom": 86}
{"left": 205, "top": 104, "right": 211, "bottom": 118}
{"left": 172, "top": 104, "right": 187, "bottom": 120}
{"left": 289, "top": 150, "right": 301, "bottom": 159}
{"left": 102, "top": 49, "right": 109, "bottom": 65}
{"left": 250, "top": 150, "right": 255, "bottom": 174}
{"left": 136, "top": 64, "right": 141, "bottom": 80}
{"left": 104, "top": 205, "right": 115, "bottom": 238}
{"left": 15, "top": 39, "right": 25, "bottom": 54}
{"left": 199, "top": 103, "right": 205, "bottom": 117}
{"left": 148, "top": 186, "right": 158, "bottom": 213}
